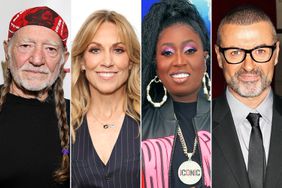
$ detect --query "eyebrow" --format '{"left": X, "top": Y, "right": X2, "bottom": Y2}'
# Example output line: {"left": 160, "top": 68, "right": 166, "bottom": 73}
{"left": 87, "top": 42, "right": 126, "bottom": 48}
{"left": 160, "top": 42, "right": 174, "bottom": 47}
{"left": 112, "top": 42, "right": 125, "bottom": 47}
{"left": 160, "top": 39, "right": 196, "bottom": 47}
{"left": 19, "top": 38, "right": 61, "bottom": 47}
{"left": 45, "top": 40, "right": 61, "bottom": 46}
{"left": 221, "top": 42, "right": 276, "bottom": 49}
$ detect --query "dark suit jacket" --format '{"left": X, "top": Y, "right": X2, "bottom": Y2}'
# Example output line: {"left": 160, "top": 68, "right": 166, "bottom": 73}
{"left": 212, "top": 93, "right": 282, "bottom": 188}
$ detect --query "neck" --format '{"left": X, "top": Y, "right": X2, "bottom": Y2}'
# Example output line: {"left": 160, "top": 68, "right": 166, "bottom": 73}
{"left": 9, "top": 81, "right": 48, "bottom": 101}
{"left": 171, "top": 89, "right": 200, "bottom": 103}
{"left": 88, "top": 87, "right": 126, "bottom": 119}
{"left": 228, "top": 86, "right": 270, "bottom": 109}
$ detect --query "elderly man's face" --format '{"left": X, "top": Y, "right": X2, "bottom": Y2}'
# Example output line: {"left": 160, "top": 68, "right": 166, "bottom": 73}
{"left": 215, "top": 21, "right": 280, "bottom": 98}
{"left": 5, "top": 25, "right": 67, "bottom": 91}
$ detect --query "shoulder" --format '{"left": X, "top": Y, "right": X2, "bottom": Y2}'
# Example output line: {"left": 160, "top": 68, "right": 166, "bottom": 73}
{"left": 142, "top": 102, "right": 154, "bottom": 121}
{"left": 212, "top": 94, "right": 227, "bottom": 111}
{"left": 274, "top": 94, "right": 282, "bottom": 102}
{"left": 142, "top": 98, "right": 173, "bottom": 127}
{"left": 124, "top": 115, "right": 139, "bottom": 138}
{"left": 0, "top": 84, "right": 3, "bottom": 94}
{"left": 125, "top": 114, "right": 139, "bottom": 126}
{"left": 212, "top": 93, "right": 231, "bottom": 126}
{"left": 197, "top": 92, "right": 210, "bottom": 114}
{"left": 64, "top": 98, "right": 70, "bottom": 124}
{"left": 274, "top": 94, "right": 282, "bottom": 114}
{"left": 65, "top": 98, "right": 70, "bottom": 110}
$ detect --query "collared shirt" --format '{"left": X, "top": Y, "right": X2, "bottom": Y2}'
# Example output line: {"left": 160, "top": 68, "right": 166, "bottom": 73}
{"left": 226, "top": 88, "right": 273, "bottom": 168}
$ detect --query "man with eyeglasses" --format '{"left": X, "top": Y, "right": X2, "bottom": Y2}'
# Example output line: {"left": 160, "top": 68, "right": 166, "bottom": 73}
{"left": 0, "top": 6, "right": 70, "bottom": 187}
{"left": 212, "top": 5, "right": 282, "bottom": 188}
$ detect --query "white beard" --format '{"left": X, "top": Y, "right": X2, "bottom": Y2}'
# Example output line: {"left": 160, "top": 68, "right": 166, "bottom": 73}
{"left": 8, "top": 56, "right": 63, "bottom": 92}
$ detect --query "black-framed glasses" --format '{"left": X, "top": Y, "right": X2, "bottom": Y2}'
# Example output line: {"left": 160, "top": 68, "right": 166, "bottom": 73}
{"left": 218, "top": 42, "right": 277, "bottom": 64}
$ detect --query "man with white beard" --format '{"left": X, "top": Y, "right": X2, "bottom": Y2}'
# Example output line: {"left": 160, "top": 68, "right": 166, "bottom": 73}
{"left": 212, "top": 5, "right": 282, "bottom": 188}
{"left": 0, "top": 6, "right": 70, "bottom": 187}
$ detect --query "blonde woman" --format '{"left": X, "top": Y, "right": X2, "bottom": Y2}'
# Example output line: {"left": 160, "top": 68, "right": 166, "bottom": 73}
{"left": 71, "top": 10, "right": 140, "bottom": 187}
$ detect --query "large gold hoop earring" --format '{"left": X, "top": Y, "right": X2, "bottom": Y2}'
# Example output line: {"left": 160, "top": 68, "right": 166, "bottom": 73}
{"left": 146, "top": 76, "right": 167, "bottom": 107}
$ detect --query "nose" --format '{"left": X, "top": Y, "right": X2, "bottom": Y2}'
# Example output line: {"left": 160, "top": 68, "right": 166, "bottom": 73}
{"left": 172, "top": 51, "right": 186, "bottom": 66}
{"left": 102, "top": 50, "right": 114, "bottom": 67}
{"left": 241, "top": 53, "right": 256, "bottom": 71}
{"left": 30, "top": 46, "right": 45, "bottom": 66}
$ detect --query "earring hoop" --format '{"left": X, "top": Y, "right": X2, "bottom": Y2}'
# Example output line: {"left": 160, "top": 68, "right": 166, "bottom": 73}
{"left": 202, "top": 72, "right": 211, "bottom": 101}
{"left": 146, "top": 76, "right": 167, "bottom": 107}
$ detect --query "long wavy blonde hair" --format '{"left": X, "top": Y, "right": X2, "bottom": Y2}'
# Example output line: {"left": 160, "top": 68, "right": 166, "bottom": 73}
{"left": 71, "top": 10, "right": 140, "bottom": 141}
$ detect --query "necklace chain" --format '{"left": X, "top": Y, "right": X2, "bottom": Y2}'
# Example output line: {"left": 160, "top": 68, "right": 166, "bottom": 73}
{"left": 177, "top": 127, "right": 198, "bottom": 160}
{"left": 92, "top": 114, "right": 115, "bottom": 129}
{"left": 175, "top": 114, "right": 198, "bottom": 160}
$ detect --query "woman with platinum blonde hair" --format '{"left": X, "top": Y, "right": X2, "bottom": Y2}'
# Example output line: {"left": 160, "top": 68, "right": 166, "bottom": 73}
{"left": 71, "top": 10, "right": 140, "bottom": 187}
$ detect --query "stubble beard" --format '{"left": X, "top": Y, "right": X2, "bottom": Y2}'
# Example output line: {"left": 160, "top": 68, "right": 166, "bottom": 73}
{"left": 227, "top": 68, "right": 271, "bottom": 98}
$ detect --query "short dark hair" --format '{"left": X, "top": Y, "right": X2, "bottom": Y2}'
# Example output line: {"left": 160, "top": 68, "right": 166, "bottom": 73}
{"left": 142, "top": 0, "right": 209, "bottom": 104}
{"left": 217, "top": 5, "right": 276, "bottom": 44}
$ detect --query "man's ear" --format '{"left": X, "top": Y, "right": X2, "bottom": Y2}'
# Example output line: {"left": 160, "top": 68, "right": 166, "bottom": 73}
{"left": 63, "top": 51, "right": 69, "bottom": 65}
{"left": 215, "top": 44, "right": 223, "bottom": 69}
{"left": 274, "top": 41, "right": 280, "bottom": 66}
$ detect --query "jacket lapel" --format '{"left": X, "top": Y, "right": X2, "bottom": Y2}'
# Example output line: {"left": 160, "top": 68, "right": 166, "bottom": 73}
{"left": 264, "top": 95, "right": 282, "bottom": 188}
{"left": 213, "top": 95, "right": 250, "bottom": 188}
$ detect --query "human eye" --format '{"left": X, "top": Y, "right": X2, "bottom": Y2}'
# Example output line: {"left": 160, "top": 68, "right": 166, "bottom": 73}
{"left": 20, "top": 44, "right": 32, "bottom": 48}
{"left": 114, "top": 47, "right": 125, "bottom": 54}
{"left": 17, "top": 43, "right": 34, "bottom": 52}
{"left": 161, "top": 48, "right": 175, "bottom": 57}
{"left": 184, "top": 46, "right": 197, "bottom": 54}
{"left": 89, "top": 47, "right": 100, "bottom": 54}
{"left": 228, "top": 49, "right": 242, "bottom": 57}
{"left": 43, "top": 43, "right": 59, "bottom": 57}
{"left": 254, "top": 48, "right": 267, "bottom": 55}
{"left": 45, "top": 46, "right": 58, "bottom": 53}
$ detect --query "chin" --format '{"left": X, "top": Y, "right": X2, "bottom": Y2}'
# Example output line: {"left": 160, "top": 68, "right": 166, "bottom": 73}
{"left": 170, "top": 85, "right": 200, "bottom": 95}
{"left": 171, "top": 90, "right": 199, "bottom": 99}
{"left": 19, "top": 77, "right": 56, "bottom": 91}
{"left": 236, "top": 85, "right": 264, "bottom": 98}
{"left": 101, "top": 86, "right": 121, "bottom": 93}
{"left": 94, "top": 81, "right": 127, "bottom": 95}
{"left": 14, "top": 70, "right": 59, "bottom": 92}
{"left": 21, "top": 82, "right": 49, "bottom": 91}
